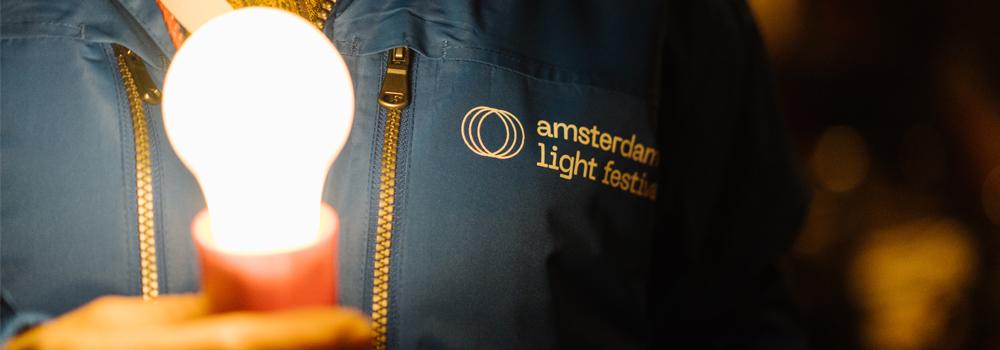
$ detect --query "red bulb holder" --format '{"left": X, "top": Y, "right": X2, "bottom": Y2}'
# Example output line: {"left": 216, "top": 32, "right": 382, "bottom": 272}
{"left": 191, "top": 204, "right": 338, "bottom": 312}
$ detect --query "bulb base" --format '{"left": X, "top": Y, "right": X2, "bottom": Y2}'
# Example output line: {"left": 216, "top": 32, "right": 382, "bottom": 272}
{"left": 191, "top": 204, "right": 338, "bottom": 312}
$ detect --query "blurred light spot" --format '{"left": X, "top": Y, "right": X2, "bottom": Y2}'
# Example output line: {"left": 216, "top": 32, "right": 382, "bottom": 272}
{"left": 850, "top": 218, "right": 976, "bottom": 350}
{"left": 982, "top": 166, "right": 1000, "bottom": 225}
{"left": 748, "top": 0, "right": 802, "bottom": 60}
{"left": 900, "top": 125, "right": 947, "bottom": 189}
{"left": 811, "top": 126, "right": 870, "bottom": 193}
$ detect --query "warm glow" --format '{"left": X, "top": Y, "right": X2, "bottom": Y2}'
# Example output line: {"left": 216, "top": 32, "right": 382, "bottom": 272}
{"left": 850, "top": 218, "right": 975, "bottom": 350}
{"left": 162, "top": 8, "right": 353, "bottom": 254}
{"left": 811, "top": 126, "right": 869, "bottom": 193}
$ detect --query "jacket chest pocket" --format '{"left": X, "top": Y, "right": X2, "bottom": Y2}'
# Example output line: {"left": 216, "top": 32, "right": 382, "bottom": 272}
{"left": 383, "top": 50, "right": 660, "bottom": 347}
{"left": 410, "top": 54, "right": 661, "bottom": 222}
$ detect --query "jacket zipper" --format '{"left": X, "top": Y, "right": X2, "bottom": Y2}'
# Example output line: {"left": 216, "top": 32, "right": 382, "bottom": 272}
{"left": 113, "top": 44, "right": 162, "bottom": 301}
{"left": 225, "top": 0, "right": 336, "bottom": 29}
{"left": 372, "top": 46, "right": 412, "bottom": 350}
{"left": 310, "top": 0, "right": 337, "bottom": 28}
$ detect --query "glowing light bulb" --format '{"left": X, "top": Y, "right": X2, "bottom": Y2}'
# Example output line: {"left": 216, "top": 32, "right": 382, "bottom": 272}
{"left": 162, "top": 8, "right": 353, "bottom": 255}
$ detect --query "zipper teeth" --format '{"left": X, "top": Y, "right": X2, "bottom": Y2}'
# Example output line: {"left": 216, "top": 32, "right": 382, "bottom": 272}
{"left": 311, "top": 0, "right": 337, "bottom": 29}
{"left": 372, "top": 107, "right": 401, "bottom": 350}
{"left": 116, "top": 50, "right": 160, "bottom": 301}
{"left": 226, "top": 0, "right": 336, "bottom": 29}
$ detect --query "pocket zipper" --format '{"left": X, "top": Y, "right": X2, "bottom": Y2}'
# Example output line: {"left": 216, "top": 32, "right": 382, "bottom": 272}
{"left": 113, "top": 44, "right": 161, "bottom": 301}
{"left": 372, "top": 46, "right": 411, "bottom": 350}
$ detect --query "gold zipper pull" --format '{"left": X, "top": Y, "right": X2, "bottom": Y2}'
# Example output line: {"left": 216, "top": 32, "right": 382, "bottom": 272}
{"left": 113, "top": 44, "right": 162, "bottom": 105}
{"left": 378, "top": 47, "right": 411, "bottom": 110}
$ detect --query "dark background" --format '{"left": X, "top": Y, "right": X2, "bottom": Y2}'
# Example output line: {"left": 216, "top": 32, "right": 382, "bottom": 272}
{"left": 748, "top": 0, "right": 1000, "bottom": 349}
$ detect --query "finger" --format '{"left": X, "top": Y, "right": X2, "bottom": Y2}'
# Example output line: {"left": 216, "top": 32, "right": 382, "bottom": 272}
{"left": 5, "top": 324, "right": 45, "bottom": 350}
{"left": 5, "top": 295, "right": 213, "bottom": 350}
{"left": 107, "top": 307, "right": 372, "bottom": 350}
{"left": 70, "top": 294, "right": 211, "bottom": 327}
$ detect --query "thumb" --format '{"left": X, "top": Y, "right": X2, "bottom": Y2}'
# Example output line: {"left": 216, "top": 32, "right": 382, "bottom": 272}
{"left": 69, "top": 294, "right": 211, "bottom": 327}
{"left": 128, "top": 307, "right": 372, "bottom": 350}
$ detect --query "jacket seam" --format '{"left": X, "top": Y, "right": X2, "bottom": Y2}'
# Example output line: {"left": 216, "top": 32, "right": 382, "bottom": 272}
{"left": 0, "top": 36, "right": 89, "bottom": 42}
{"left": 438, "top": 56, "right": 646, "bottom": 101}
{"left": 333, "top": 7, "right": 477, "bottom": 36}
{"left": 333, "top": 48, "right": 645, "bottom": 102}
{"left": 0, "top": 22, "right": 84, "bottom": 40}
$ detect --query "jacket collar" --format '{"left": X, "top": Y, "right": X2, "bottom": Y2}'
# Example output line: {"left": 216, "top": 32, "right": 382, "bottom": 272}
{"left": 112, "top": 0, "right": 177, "bottom": 64}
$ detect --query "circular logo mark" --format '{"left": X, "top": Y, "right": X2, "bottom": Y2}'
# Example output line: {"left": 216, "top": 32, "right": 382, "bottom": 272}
{"left": 461, "top": 106, "right": 525, "bottom": 159}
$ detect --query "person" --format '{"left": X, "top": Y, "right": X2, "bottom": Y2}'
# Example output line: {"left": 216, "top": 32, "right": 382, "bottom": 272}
{"left": 0, "top": 0, "right": 807, "bottom": 348}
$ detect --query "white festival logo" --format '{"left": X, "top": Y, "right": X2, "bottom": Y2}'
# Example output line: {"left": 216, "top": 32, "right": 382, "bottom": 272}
{"left": 460, "top": 106, "right": 525, "bottom": 159}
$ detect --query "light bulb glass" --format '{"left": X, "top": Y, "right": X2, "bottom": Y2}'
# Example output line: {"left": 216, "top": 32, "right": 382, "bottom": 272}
{"left": 162, "top": 7, "right": 353, "bottom": 255}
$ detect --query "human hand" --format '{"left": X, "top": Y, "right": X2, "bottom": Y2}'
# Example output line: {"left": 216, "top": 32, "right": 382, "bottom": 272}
{"left": 5, "top": 294, "right": 370, "bottom": 350}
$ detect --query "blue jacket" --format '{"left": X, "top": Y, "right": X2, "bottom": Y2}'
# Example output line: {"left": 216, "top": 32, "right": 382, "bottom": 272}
{"left": 1, "top": 0, "right": 807, "bottom": 348}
